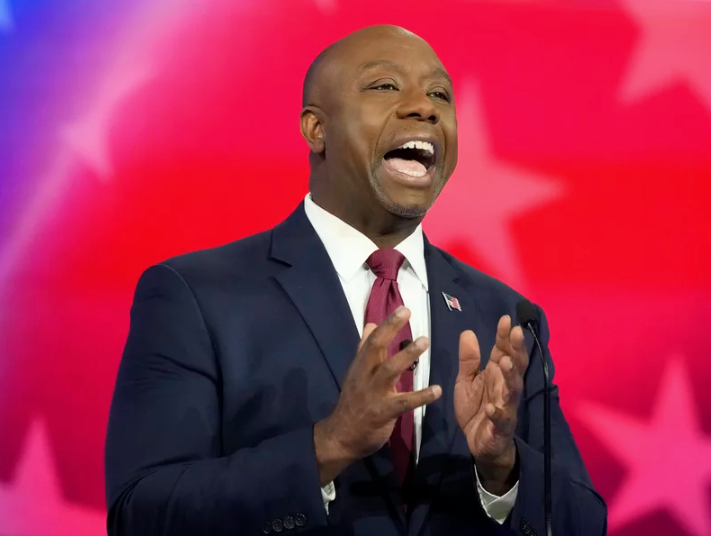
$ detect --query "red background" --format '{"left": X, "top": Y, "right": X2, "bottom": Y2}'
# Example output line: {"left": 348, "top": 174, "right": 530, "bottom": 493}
{"left": 0, "top": 1, "right": 710, "bottom": 534}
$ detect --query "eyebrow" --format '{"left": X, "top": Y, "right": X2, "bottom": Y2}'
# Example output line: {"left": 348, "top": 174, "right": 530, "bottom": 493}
{"left": 359, "top": 59, "right": 453, "bottom": 86}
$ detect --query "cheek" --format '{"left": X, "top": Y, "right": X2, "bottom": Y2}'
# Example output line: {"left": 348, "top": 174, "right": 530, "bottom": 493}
{"left": 328, "top": 119, "right": 365, "bottom": 162}
{"left": 342, "top": 125, "right": 379, "bottom": 168}
{"left": 444, "top": 124, "right": 458, "bottom": 173}
{"left": 351, "top": 101, "right": 388, "bottom": 148}
{"left": 448, "top": 137, "right": 458, "bottom": 170}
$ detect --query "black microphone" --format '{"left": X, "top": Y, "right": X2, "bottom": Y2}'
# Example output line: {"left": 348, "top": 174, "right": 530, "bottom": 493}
{"left": 400, "top": 339, "right": 418, "bottom": 371}
{"left": 517, "top": 299, "right": 552, "bottom": 536}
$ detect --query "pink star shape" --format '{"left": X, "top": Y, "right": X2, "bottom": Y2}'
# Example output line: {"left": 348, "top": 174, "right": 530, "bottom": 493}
{"left": 1, "top": 0, "right": 200, "bottom": 291}
{"left": 620, "top": 0, "right": 711, "bottom": 110}
{"left": 61, "top": 61, "right": 152, "bottom": 180}
{"left": 424, "top": 81, "right": 564, "bottom": 289}
{"left": 60, "top": 0, "right": 200, "bottom": 179}
{"left": 577, "top": 356, "right": 711, "bottom": 536}
{"left": 0, "top": 421, "right": 105, "bottom": 536}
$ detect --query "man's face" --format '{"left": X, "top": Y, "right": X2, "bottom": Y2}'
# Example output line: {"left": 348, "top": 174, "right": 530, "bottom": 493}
{"left": 324, "top": 31, "right": 458, "bottom": 219}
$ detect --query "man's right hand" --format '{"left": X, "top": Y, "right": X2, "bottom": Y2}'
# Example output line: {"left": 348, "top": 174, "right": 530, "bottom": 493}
{"left": 313, "top": 306, "right": 442, "bottom": 485}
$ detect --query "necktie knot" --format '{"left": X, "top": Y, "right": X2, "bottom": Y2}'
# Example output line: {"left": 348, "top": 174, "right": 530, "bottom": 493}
{"left": 366, "top": 249, "right": 406, "bottom": 281}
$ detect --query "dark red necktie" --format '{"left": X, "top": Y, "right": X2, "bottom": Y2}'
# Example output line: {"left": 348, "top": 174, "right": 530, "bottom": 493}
{"left": 364, "top": 249, "right": 415, "bottom": 492}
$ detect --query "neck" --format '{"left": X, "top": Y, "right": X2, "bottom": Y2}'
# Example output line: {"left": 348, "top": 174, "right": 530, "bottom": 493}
{"left": 363, "top": 222, "right": 420, "bottom": 249}
{"left": 310, "top": 190, "right": 422, "bottom": 250}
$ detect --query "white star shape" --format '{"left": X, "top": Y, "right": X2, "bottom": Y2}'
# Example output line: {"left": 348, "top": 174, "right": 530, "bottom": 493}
{"left": 60, "top": 0, "right": 200, "bottom": 180}
{"left": 0, "top": 0, "right": 13, "bottom": 32}
{"left": 577, "top": 356, "right": 711, "bottom": 536}
{"left": 0, "top": 420, "right": 106, "bottom": 536}
{"left": 61, "top": 61, "right": 153, "bottom": 180}
{"left": 0, "top": 2, "right": 181, "bottom": 291}
{"left": 424, "top": 80, "right": 564, "bottom": 290}
{"left": 620, "top": 0, "right": 711, "bottom": 110}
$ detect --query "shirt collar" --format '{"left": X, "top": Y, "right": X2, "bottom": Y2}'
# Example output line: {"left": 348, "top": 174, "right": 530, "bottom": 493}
{"left": 303, "top": 193, "right": 428, "bottom": 290}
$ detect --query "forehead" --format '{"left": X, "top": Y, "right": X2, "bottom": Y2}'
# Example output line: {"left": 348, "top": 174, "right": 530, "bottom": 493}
{"left": 337, "top": 34, "right": 445, "bottom": 78}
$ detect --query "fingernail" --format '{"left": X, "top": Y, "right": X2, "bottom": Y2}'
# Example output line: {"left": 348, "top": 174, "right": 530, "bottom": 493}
{"left": 414, "top": 337, "right": 429, "bottom": 350}
{"left": 395, "top": 306, "right": 408, "bottom": 319}
{"left": 431, "top": 385, "right": 442, "bottom": 398}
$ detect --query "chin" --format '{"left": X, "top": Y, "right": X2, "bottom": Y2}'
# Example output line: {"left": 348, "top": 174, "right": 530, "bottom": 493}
{"left": 370, "top": 166, "right": 442, "bottom": 219}
{"left": 386, "top": 202, "right": 429, "bottom": 219}
{"left": 372, "top": 184, "right": 433, "bottom": 219}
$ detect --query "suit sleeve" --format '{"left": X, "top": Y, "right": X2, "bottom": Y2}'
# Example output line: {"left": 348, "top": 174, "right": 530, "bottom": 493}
{"left": 105, "top": 264, "right": 328, "bottom": 536}
{"left": 509, "top": 306, "right": 608, "bottom": 536}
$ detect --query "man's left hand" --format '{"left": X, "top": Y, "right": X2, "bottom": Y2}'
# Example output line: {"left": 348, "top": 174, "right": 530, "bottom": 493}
{"left": 453, "top": 315, "right": 529, "bottom": 494}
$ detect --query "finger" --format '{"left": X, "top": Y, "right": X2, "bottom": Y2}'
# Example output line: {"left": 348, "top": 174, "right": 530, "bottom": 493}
{"left": 457, "top": 330, "right": 481, "bottom": 381}
{"left": 388, "top": 385, "right": 442, "bottom": 417}
{"left": 485, "top": 403, "right": 506, "bottom": 421}
{"left": 357, "top": 323, "right": 378, "bottom": 352}
{"left": 491, "top": 315, "right": 513, "bottom": 363}
{"left": 509, "top": 325, "right": 530, "bottom": 373}
{"left": 360, "top": 306, "right": 411, "bottom": 361}
{"left": 376, "top": 337, "right": 429, "bottom": 387}
{"left": 499, "top": 355, "right": 523, "bottom": 406}
{"left": 486, "top": 355, "right": 519, "bottom": 407}
{"left": 487, "top": 359, "right": 506, "bottom": 408}
{"left": 485, "top": 402, "right": 517, "bottom": 435}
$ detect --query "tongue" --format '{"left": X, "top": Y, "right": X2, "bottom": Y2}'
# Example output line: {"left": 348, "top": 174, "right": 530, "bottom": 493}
{"left": 384, "top": 157, "right": 427, "bottom": 177}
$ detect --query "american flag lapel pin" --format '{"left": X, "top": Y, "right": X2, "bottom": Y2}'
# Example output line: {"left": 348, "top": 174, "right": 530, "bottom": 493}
{"left": 442, "top": 292, "right": 462, "bottom": 312}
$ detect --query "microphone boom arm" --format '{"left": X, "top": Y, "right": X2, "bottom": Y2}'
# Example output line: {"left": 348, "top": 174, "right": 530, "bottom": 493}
{"left": 517, "top": 300, "right": 553, "bottom": 536}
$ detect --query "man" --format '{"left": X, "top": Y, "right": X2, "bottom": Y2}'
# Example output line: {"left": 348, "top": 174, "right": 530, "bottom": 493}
{"left": 105, "top": 25, "right": 606, "bottom": 536}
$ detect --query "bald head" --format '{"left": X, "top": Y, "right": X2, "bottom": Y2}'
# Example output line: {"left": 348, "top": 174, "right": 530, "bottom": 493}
{"left": 299, "top": 24, "right": 458, "bottom": 235}
{"left": 302, "top": 25, "right": 430, "bottom": 108}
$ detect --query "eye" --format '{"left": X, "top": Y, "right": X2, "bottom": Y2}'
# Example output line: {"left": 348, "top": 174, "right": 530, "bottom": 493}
{"left": 370, "top": 82, "right": 399, "bottom": 91}
{"left": 430, "top": 90, "right": 450, "bottom": 102}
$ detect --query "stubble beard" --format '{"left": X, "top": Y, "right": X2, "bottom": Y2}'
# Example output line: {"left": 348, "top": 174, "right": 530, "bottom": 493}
{"left": 370, "top": 172, "right": 441, "bottom": 219}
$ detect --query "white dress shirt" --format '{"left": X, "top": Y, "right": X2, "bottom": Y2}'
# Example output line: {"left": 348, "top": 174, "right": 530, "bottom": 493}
{"left": 303, "top": 193, "right": 518, "bottom": 524}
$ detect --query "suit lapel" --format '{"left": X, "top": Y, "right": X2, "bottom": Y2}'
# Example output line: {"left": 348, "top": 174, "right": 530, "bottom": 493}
{"left": 271, "top": 204, "right": 408, "bottom": 534}
{"left": 408, "top": 240, "right": 485, "bottom": 535}
{"left": 271, "top": 209, "right": 492, "bottom": 535}
{"left": 271, "top": 204, "right": 360, "bottom": 390}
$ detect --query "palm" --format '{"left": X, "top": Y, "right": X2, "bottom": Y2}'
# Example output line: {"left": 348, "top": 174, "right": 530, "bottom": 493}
{"left": 454, "top": 358, "right": 511, "bottom": 458}
{"left": 453, "top": 318, "right": 528, "bottom": 461}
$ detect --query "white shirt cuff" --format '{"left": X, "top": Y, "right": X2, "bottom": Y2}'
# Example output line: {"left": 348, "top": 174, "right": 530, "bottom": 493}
{"left": 474, "top": 465, "right": 519, "bottom": 524}
{"left": 321, "top": 481, "right": 336, "bottom": 514}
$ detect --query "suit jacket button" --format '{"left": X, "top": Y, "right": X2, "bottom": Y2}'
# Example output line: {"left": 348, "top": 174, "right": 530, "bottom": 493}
{"left": 283, "top": 515, "right": 295, "bottom": 530}
{"left": 294, "top": 513, "right": 307, "bottom": 527}
{"left": 261, "top": 521, "right": 272, "bottom": 534}
{"left": 272, "top": 519, "right": 284, "bottom": 533}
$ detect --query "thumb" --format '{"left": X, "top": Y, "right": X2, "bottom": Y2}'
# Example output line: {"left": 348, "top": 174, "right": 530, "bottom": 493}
{"left": 457, "top": 330, "right": 481, "bottom": 381}
{"left": 358, "top": 323, "right": 378, "bottom": 352}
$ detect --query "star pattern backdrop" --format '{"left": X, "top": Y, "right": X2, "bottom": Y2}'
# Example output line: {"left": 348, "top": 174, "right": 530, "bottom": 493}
{"left": 0, "top": 0, "right": 710, "bottom": 534}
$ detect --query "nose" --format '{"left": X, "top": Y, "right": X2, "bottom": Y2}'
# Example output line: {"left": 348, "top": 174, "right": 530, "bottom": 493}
{"left": 396, "top": 88, "right": 440, "bottom": 124}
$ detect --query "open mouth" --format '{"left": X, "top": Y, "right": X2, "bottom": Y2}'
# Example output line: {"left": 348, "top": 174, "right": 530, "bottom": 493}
{"left": 383, "top": 140, "right": 436, "bottom": 178}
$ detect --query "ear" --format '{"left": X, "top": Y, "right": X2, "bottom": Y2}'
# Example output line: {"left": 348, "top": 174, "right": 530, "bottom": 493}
{"left": 300, "top": 106, "right": 325, "bottom": 154}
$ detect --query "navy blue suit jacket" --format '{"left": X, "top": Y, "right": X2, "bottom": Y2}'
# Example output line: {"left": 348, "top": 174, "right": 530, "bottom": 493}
{"left": 105, "top": 203, "right": 606, "bottom": 536}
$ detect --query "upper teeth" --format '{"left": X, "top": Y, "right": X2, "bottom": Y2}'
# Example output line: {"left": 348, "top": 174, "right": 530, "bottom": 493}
{"left": 397, "top": 140, "right": 435, "bottom": 156}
